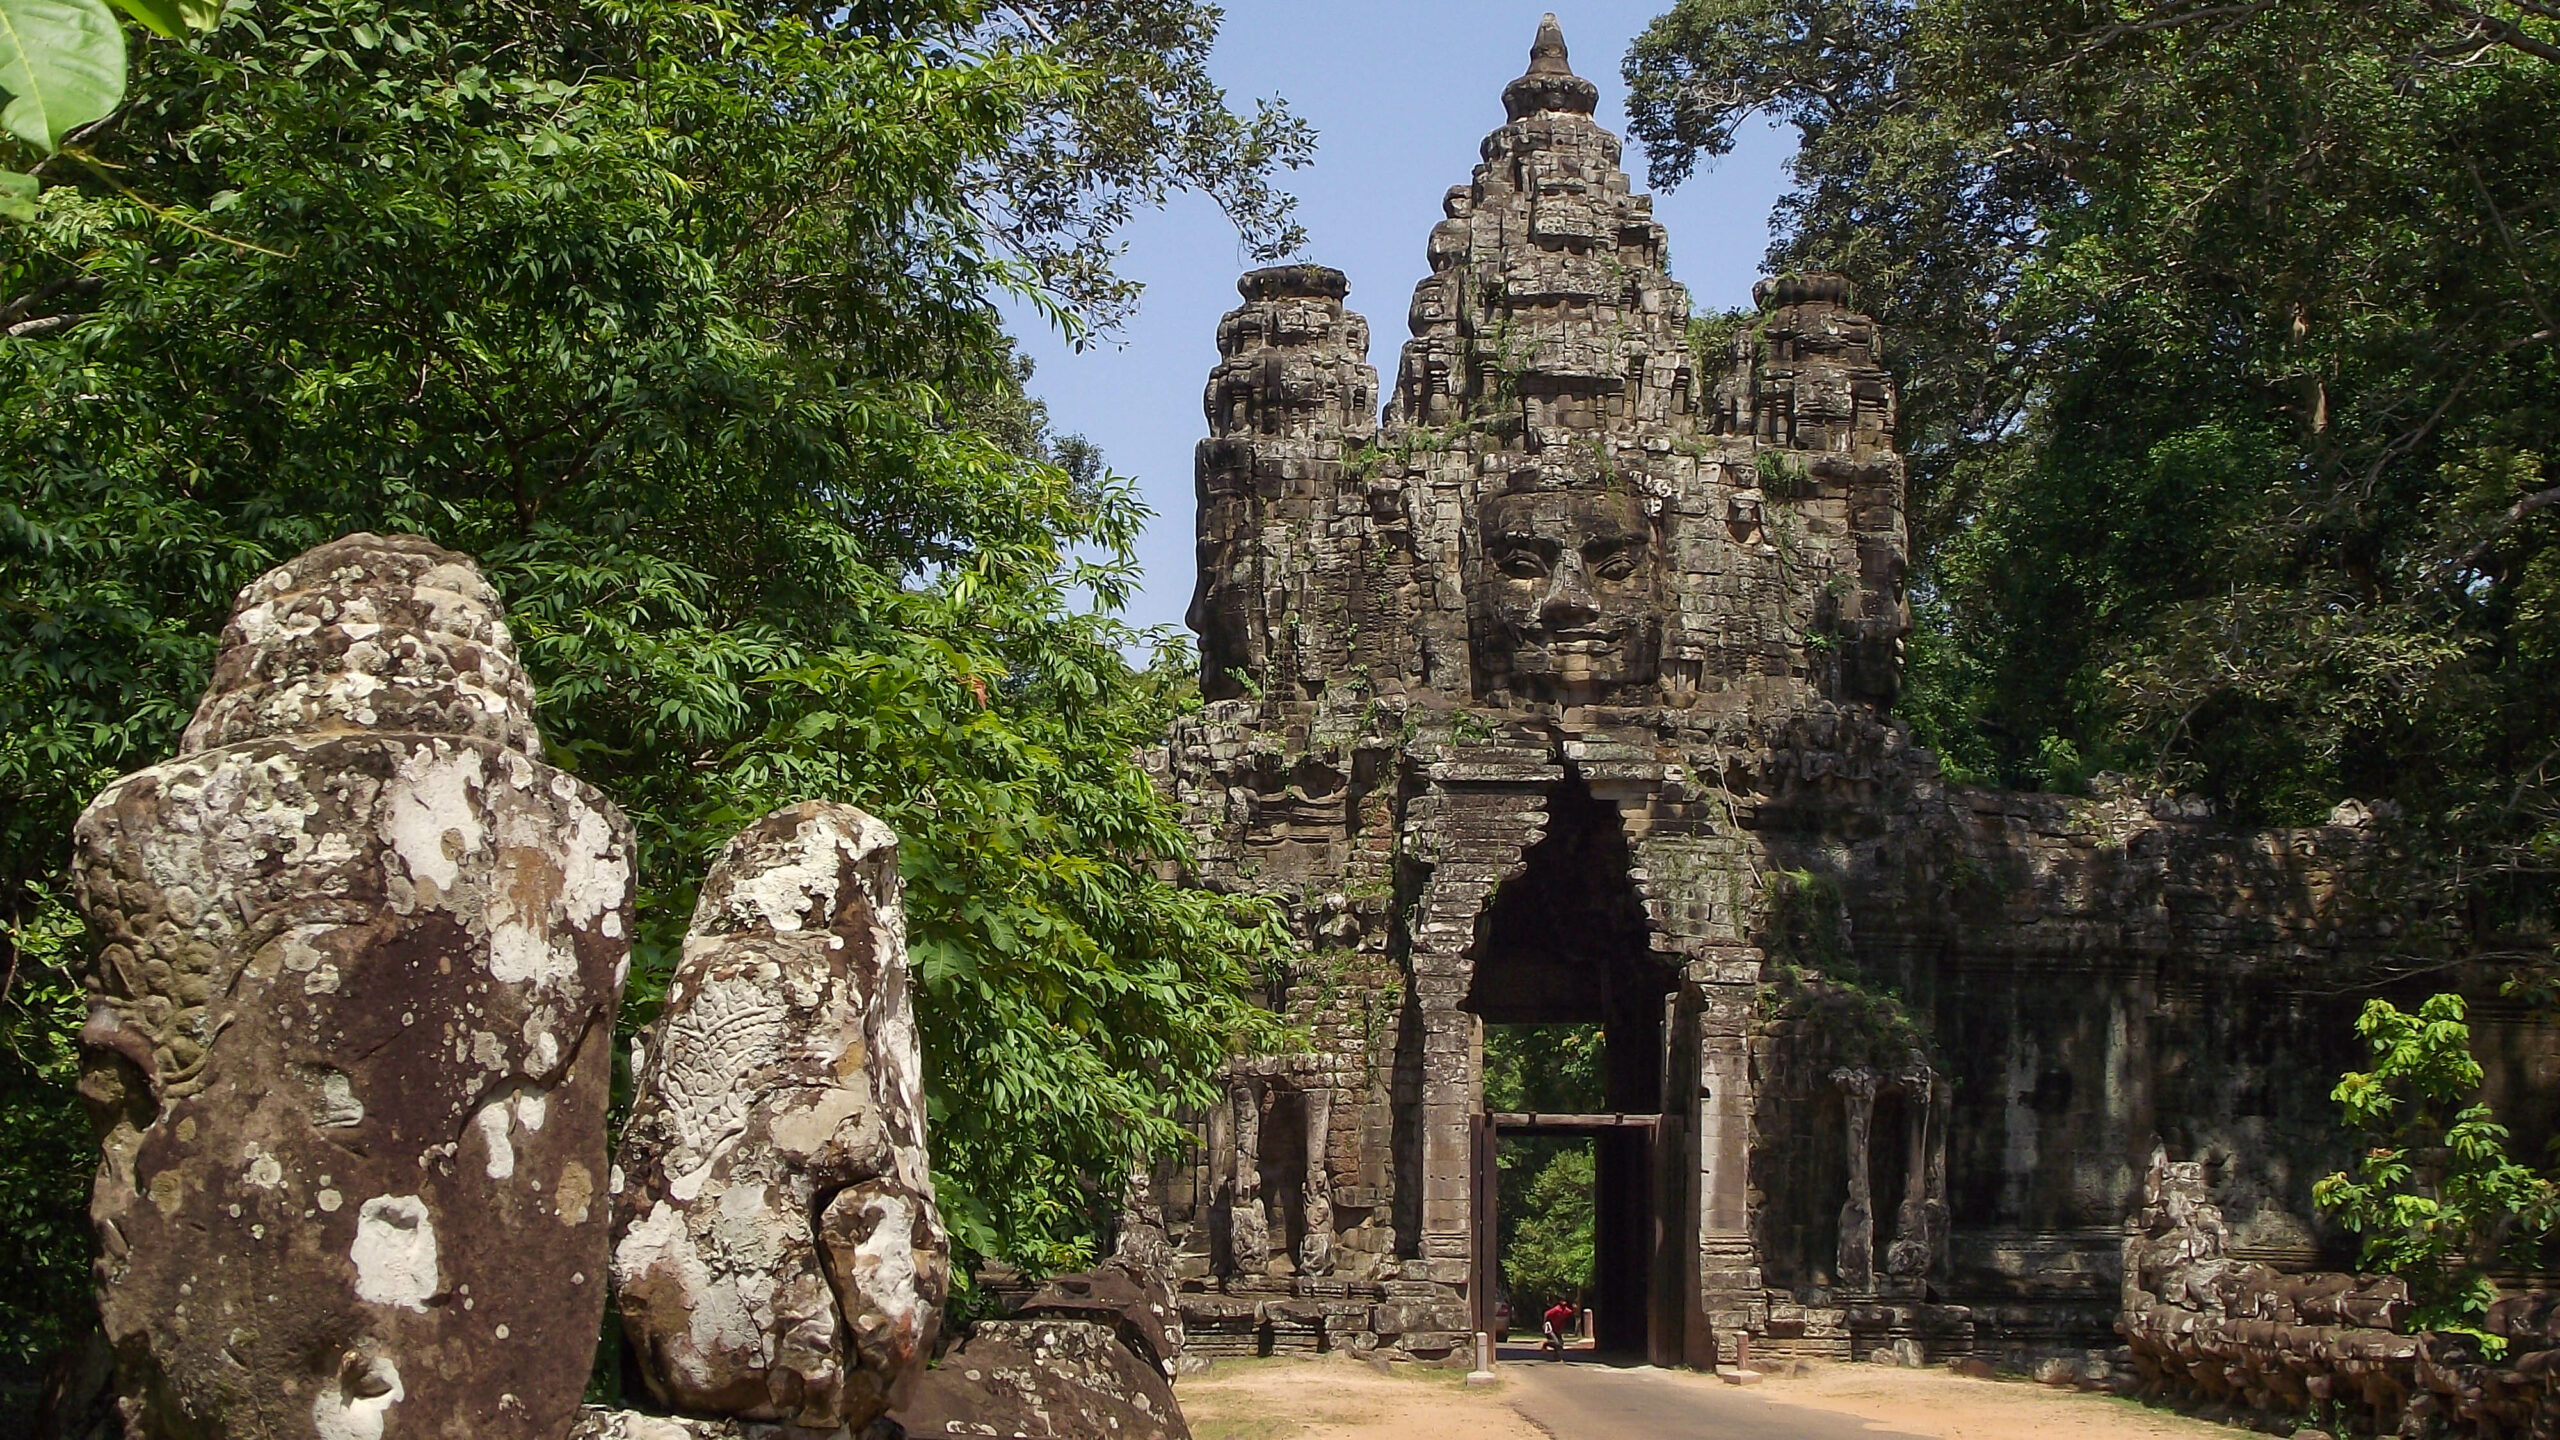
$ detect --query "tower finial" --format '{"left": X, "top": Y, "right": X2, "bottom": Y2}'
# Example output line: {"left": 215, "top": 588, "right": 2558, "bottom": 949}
{"left": 1504, "top": 13, "right": 1599, "bottom": 120}
{"left": 1529, "top": 14, "right": 1572, "bottom": 74}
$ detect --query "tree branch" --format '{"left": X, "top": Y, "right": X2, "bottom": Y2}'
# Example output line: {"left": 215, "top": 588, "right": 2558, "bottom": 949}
{"left": 0, "top": 275, "right": 98, "bottom": 332}
{"left": 2439, "top": 2, "right": 2560, "bottom": 64}
{"left": 2051, "top": 1, "right": 2278, "bottom": 68}
{"left": 2449, "top": 483, "right": 2560, "bottom": 576}
{"left": 2463, "top": 159, "right": 2555, "bottom": 332}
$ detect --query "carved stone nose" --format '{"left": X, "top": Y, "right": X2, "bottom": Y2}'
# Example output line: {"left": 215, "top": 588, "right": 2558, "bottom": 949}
{"left": 1541, "top": 564, "right": 1600, "bottom": 627}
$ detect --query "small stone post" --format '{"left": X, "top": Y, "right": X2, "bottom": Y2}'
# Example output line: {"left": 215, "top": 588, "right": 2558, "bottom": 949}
{"left": 73, "top": 534, "right": 631, "bottom": 1440}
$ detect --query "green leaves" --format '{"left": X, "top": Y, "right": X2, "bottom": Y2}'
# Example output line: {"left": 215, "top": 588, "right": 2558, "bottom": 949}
{"left": 1, "top": 0, "right": 1310, "bottom": 1342}
{"left": 1502, "top": 1143, "right": 1595, "bottom": 1311}
{"left": 0, "top": 0, "right": 124, "bottom": 152}
{"left": 105, "top": 0, "right": 220, "bottom": 41}
{"left": 2313, "top": 994, "right": 2560, "bottom": 1331}
{"left": 1630, "top": 0, "right": 2560, "bottom": 964}
{"left": 1485, "top": 1027, "right": 1603, "bottom": 1311}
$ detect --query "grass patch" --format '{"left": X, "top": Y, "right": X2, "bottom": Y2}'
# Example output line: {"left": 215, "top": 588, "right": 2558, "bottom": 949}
{"left": 1191, "top": 1416, "right": 1301, "bottom": 1440}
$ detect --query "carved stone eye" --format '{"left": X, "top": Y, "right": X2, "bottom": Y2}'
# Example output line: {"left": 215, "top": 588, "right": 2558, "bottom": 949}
{"left": 1591, "top": 551, "right": 1637, "bottom": 581}
{"left": 1497, "top": 548, "right": 1548, "bottom": 579}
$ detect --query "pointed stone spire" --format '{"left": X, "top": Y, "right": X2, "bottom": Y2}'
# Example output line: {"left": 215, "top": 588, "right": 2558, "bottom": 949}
{"left": 1504, "top": 13, "right": 1599, "bottom": 120}
{"left": 1528, "top": 12, "right": 1573, "bottom": 72}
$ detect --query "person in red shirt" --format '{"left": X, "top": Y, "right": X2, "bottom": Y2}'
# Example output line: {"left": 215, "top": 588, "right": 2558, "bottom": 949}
{"left": 1541, "top": 1299, "right": 1576, "bottom": 1359}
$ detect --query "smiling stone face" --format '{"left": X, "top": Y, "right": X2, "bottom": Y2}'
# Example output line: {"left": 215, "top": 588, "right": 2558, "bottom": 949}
{"left": 1473, "top": 487, "right": 1662, "bottom": 702}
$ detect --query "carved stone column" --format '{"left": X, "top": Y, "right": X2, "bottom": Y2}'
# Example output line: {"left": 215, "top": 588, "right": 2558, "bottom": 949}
{"left": 72, "top": 534, "right": 630, "bottom": 1440}
{"left": 1833, "top": 1067, "right": 1879, "bottom": 1293}
{"left": 1113, "top": 1164, "right": 1189, "bottom": 1371}
{"left": 1299, "top": 1085, "right": 1336, "bottom": 1275}
{"left": 1923, "top": 1072, "right": 1950, "bottom": 1259}
{"left": 1886, "top": 1060, "right": 1946, "bottom": 1282}
{"left": 1228, "top": 1077, "right": 1269, "bottom": 1274}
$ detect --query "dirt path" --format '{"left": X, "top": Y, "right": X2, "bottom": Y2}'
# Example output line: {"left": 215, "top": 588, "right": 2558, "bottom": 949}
{"left": 1648, "top": 1361, "right": 2242, "bottom": 1440}
{"left": 1178, "top": 1354, "right": 2245, "bottom": 1440}
{"left": 1179, "top": 1355, "right": 1545, "bottom": 1440}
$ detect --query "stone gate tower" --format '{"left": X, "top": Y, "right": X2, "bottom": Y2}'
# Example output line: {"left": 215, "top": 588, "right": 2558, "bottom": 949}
{"left": 1154, "top": 15, "right": 2529, "bottom": 1370}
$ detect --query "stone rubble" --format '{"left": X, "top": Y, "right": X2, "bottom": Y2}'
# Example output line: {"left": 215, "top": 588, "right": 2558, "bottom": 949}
{"left": 73, "top": 533, "right": 632, "bottom": 1440}
{"left": 2123, "top": 1148, "right": 2560, "bottom": 1436}
{"left": 894, "top": 1261, "right": 1192, "bottom": 1440}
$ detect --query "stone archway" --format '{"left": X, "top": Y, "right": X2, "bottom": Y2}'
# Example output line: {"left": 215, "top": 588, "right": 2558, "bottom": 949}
{"left": 1462, "top": 773, "right": 1681, "bottom": 1358}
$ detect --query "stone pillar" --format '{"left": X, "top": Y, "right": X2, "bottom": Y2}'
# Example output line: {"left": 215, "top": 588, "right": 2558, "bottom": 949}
{"left": 1693, "top": 944, "right": 1766, "bottom": 1358}
{"left": 1886, "top": 1062, "right": 1947, "bottom": 1281}
{"left": 1203, "top": 1087, "right": 1233, "bottom": 1273}
{"left": 1833, "top": 1068, "right": 1879, "bottom": 1293}
{"left": 1116, "top": 1164, "right": 1175, "bottom": 1281}
{"left": 72, "top": 533, "right": 631, "bottom": 1440}
{"left": 1923, "top": 1073, "right": 1949, "bottom": 1256}
{"left": 612, "top": 803, "right": 946, "bottom": 1431}
{"left": 1228, "top": 1077, "right": 1269, "bottom": 1273}
{"left": 1114, "top": 1165, "right": 1190, "bottom": 1372}
{"left": 1405, "top": 781, "right": 1554, "bottom": 1272}
{"left": 1417, "top": 1002, "right": 1476, "bottom": 1262}
{"left": 1299, "top": 1085, "right": 1336, "bottom": 1275}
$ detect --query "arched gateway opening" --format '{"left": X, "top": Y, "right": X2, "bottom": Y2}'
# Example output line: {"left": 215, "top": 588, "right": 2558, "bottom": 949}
{"left": 1463, "top": 773, "right": 1681, "bottom": 1359}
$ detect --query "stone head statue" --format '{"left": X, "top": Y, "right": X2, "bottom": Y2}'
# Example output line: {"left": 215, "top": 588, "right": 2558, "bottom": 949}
{"left": 1471, "top": 481, "right": 1664, "bottom": 703}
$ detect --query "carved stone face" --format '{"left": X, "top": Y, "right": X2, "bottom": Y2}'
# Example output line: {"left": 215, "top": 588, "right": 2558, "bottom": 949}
{"left": 1474, "top": 488, "right": 1661, "bottom": 701}
{"left": 1188, "top": 474, "right": 1262, "bottom": 700}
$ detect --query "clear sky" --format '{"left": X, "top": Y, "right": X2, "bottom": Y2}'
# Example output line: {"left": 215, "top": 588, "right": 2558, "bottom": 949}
{"left": 1002, "top": 2, "right": 1796, "bottom": 638}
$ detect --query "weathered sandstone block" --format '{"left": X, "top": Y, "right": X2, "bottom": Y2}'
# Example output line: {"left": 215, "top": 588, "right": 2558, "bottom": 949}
{"left": 565, "top": 1412, "right": 881, "bottom": 1440}
{"left": 612, "top": 803, "right": 945, "bottom": 1431}
{"left": 1015, "top": 1261, "right": 1183, "bottom": 1379}
{"left": 73, "top": 533, "right": 632, "bottom": 1440}
{"left": 892, "top": 1317, "right": 1188, "bottom": 1440}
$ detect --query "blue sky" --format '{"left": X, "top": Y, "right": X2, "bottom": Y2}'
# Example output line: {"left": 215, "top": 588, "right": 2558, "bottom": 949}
{"left": 1002, "top": 2, "right": 1796, "bottom": 637}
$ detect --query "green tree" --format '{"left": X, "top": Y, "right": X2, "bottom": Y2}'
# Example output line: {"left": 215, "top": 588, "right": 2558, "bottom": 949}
{"left": 2313, "top": 993, "right": 2560, "bottom": 1338}
{"left": 1504, "top": 1143, "right": 1595, "bottom": 1316}
{"left": 1483, "top": 1022, "right": 1603, "bottom": 1115}
{"left": 0, "top": 0, "right": 1303, "bottom": 1373}
{"left": 1483, "top": 1024, "right": 1601, "bottom": 1321}
{"left": 1626, "top": 0, "right": 2560, "bottom": 960}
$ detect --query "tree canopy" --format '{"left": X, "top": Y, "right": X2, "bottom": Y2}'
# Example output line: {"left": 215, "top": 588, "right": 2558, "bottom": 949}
{"left": 0, "top": 0, "right": 1304, "bottom": 1371}
{"left": 1628, "top": 0, "right": 2560, "bottom": 966}
{"left": 1484, "top": 1024, "right": 1602, "bottom": 1316}
{"left": 2315, "top": 992, "right": 2560, "bottom": 1340}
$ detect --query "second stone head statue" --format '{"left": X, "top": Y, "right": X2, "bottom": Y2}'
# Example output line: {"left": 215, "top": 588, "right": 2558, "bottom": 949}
{"left": 612, "top": 801, "right": 947, "bottom": 1432}
{"left": 1470, "top": 478, "right": 1665, "bottom": 705}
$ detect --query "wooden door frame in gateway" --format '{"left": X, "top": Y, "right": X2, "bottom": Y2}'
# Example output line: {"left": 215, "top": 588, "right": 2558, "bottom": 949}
{"left": 1469, "top": 1110, "right": 1686, "bottom": 1361}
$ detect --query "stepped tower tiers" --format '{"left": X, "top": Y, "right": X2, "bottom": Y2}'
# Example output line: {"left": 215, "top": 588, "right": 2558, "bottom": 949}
{"left": 1156, "top": 16, "right": 2546, "bottom": 1374}
{"left": 1189, "top": 14, "right": 1907, "bottom": 715}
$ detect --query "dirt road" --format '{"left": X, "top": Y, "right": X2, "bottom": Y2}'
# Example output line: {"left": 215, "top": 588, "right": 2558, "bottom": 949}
{"left": 1179, "top": 1352, "right": 2243, "bottom": 1440}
